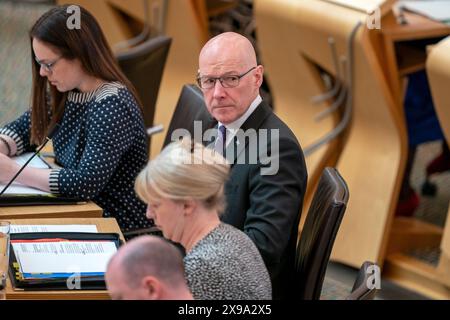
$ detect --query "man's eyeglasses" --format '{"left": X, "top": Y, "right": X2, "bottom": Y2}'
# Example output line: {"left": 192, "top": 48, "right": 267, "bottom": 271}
{"left": 35, "top": 56, "right": 62, "bottom": 74}
{"left": 197, "top": 66, "right": 256, "bottom": 89}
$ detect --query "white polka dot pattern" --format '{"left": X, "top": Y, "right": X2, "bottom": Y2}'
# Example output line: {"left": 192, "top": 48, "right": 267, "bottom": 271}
{"left": 1, "top": 82, "right": 152, "bottom": 232}
{"left": 0, "top": 122, "right": 23, "bottom": 155}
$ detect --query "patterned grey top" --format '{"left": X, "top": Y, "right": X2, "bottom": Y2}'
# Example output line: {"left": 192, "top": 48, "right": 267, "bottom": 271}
{"left": 184, "top": 223, "right": 272, "bottom": 300}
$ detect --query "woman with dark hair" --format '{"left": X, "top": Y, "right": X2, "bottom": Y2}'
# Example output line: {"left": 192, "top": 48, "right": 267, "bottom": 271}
{"left": 0, "top": 5, "right": 151, "bottom": 233}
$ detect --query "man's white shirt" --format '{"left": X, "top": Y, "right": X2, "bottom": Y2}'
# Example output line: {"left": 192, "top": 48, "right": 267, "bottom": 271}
{"left": 217, "top": 95, "right": 262, "bottom": 147}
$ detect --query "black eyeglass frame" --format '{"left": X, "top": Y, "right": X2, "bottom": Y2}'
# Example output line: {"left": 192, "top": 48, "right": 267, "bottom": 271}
{"left": 196, "top": 66, "right": 257, "bottom": 89}
{"left": 34, "top": 56, "right": 62, "bottom": 74}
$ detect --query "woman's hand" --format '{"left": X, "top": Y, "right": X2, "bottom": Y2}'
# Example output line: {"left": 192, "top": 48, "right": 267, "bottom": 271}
{"left": 0, "top": 137, "right": 10, "bottom": 155}
{"left": 0, "top": 153, "right": 19, "bottom": 184}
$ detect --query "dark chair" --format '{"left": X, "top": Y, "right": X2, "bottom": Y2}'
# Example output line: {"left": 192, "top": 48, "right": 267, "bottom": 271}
{"left": 163, "top": 84, "right": 214, "bottom": 148}
{"left": 346, "top": 261, "right": 379, "bottom": 300}
{"left": 123, "top": 84, "right": 211, "bottom": 240}
{"left": 116, "top": 35, "right": 172, "bottom": 140}
{"left": 295, "top": 167, "right": 349, "bottom": 300}
{"left": 117, "top": 36, "right": 171, "bottom": 240}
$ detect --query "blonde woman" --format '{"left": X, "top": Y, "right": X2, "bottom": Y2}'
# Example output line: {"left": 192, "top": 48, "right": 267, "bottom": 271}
{"left": 135, "top": 138, "right": 272, "bottom": 300}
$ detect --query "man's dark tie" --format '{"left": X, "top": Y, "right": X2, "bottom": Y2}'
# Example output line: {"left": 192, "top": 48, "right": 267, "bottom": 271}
{"left": 217, "top": 125, "right": 227, "bottom": 156}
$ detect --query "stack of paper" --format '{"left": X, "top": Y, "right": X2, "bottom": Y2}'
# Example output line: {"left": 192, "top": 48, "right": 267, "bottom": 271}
{"left": 11, "top": 239, "right": 117, "bottom": 280}
{"left": 10, "top": 225, "right": 98, "bottom": 234}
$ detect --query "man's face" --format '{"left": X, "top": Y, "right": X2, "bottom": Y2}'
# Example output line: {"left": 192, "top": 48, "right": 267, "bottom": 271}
{"left": 198, "top": 51, "right": 263, "bottom": 125}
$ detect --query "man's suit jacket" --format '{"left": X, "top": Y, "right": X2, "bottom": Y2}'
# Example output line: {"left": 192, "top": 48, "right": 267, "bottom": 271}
{"left": 163, "top": 89, "right": 307, "bottom": 299}
{"left": 209, "top": 101, "right": 308, "bottom": 299}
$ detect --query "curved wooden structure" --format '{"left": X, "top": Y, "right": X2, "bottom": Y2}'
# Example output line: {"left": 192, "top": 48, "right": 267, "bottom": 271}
{"left": 427, "top": 37, "right": 450, "bottom": 298}
{"left": 255, "top": 0, "right": 404, "bottom": 268}
{"left": 254, "top": 0, "right": 343, "bottom": 210}
{"left": 374, "top": 35, "right": 450, "bottom": 301}
{"left": 427, "top": 38, "right": 450, "bottom": 261}
{"left": 427, "top": 37, "right": 450, "bottom": 151}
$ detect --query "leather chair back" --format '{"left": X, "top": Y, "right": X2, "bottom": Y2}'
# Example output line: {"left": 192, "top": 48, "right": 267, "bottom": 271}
{"left": 295, "top": 167, "right": 349, "bottom": 300}
{"left": 117, "top": 36, "right": 172, "bottom": 133}
{"left": 163, "top": 84, "right": 213, "bottom": 148}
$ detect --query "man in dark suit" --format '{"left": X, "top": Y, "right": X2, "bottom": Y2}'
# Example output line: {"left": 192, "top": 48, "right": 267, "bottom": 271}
{"left": 197, "top": 32, "right": 308, "bottom": 299}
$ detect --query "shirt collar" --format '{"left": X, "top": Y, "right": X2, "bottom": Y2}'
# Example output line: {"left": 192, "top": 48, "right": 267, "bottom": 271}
{"left": 218, "top": 95, "right": 262, "bottom": 145}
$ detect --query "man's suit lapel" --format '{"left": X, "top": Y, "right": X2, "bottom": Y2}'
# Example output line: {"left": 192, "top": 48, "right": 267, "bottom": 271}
{"left": 225, "top": 101, "right": 272, "bottom": 167}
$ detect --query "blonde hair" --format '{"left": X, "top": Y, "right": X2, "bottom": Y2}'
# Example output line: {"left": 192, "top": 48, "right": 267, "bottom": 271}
{"left": 135, "top": 138, "right": 230, "bottom": 213}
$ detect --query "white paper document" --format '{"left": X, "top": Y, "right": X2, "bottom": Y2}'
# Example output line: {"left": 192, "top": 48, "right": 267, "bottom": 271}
{"left": 12, "top": 241, "right": 117, "bottom": 274}
{"left": 399, "top": 1, "right": 450, "bottom": 23}
{"left": 10, "top": 225, "right": 98, "bottom": 234}
{"left": 0, "top": 153, "right": 51, "bottom": 195}
{"left": 13, "top": 153, "right": 50, "bottom": 169}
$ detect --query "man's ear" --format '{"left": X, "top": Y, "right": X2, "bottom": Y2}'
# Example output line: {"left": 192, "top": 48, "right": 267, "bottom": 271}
{"left": 255, "top": 65, "right": 264, "bottom": 87}
{"left": 142, "top": 276, "right": 162, "bottom": 300}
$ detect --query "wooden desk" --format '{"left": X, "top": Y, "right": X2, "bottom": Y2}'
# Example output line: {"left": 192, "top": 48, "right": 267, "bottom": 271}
{"left": 427, "top": 36, "right": 450, "bottom": 298}
{"left": 0, "top": 202, "right": 103, "bottom": 220}
{"left": 425, "top": 36, "right": 450, "bottom": 260}
{"left": 5, "top": 217, "right": 124, "bottom": 300}
{"left": 373, "top": 11, "right": 450, "bottom": 300}
{"left": 383, "top": 217, "right": 450, "bottom": 299}
{"left": 380, "top": 11, "right": 450, "bottom": 108}
{"left": 381, "top": 36, "right": 450, "bottom": 299}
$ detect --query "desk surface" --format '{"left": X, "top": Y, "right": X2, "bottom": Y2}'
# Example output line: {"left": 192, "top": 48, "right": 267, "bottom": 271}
{"left": 5, "top": 217, "right": 123, "bottom": 300}
{"left": 0, "top": 202, "right": 103, "bottom": 219}
{"left": 378, "top": 11, "right": 450, "bottom": 109}
{"left": 382, "top": 11, "right": 450, "bottom": 41}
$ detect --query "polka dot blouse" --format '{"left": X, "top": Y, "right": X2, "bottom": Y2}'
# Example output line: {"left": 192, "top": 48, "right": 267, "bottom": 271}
{"left": 0, "top": 82, "right": 152, "bottom": 232}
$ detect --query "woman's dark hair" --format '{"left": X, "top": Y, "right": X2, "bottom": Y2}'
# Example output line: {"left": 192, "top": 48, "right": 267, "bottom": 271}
{"left": 29, "top": 5, "right": 142, "bottom": 144}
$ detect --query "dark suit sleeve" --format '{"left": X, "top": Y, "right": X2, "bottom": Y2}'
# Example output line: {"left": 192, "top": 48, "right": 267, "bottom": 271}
{"left": 244, "top": 136, "right": 307, "bottom": 265}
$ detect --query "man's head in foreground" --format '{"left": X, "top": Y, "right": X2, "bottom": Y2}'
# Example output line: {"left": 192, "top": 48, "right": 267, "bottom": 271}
{"left": 106, "top": 235, "right": 193, "bottom": 300}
